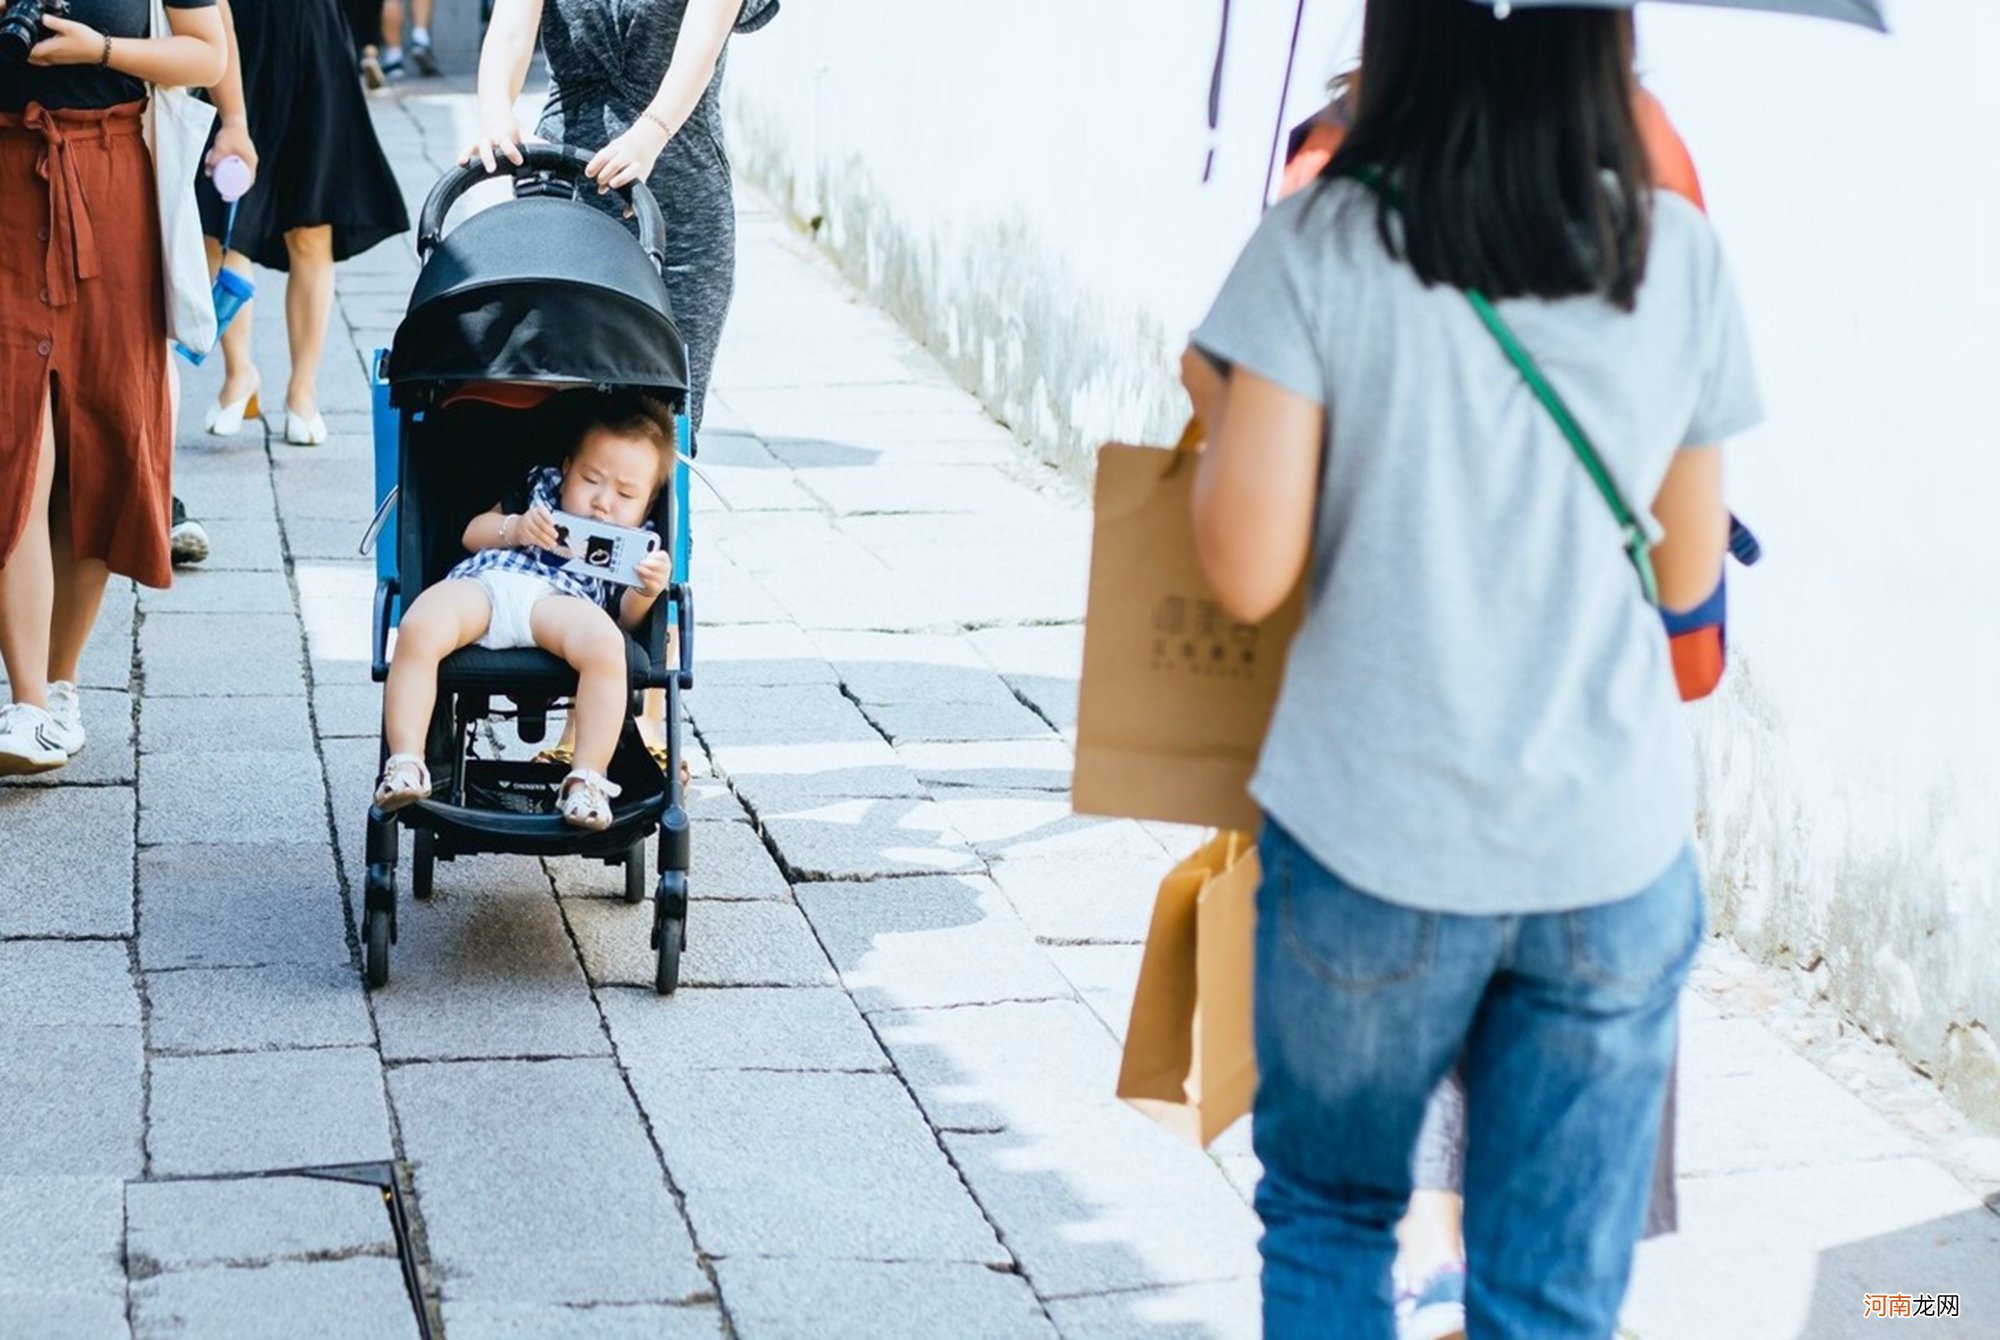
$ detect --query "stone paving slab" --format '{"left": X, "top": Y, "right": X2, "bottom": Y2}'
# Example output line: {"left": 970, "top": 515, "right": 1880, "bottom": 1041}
{"left": 1043, "top": 1279, "right": 1262, "bottom": 1339}
{"left": 0, "top": 1029, "right": 144, "bottom": 1177}
{"left": 930, "top": 791, "right": 1167, "bottom": 863}
{"left": 311, "top": 682, "right": 385, "bottom": 739}
{"left": 964, "top": 625, "right": 1083, "bottom": 733}
{"left": 126, "top": 1176, "right": 395, "bottom": 1273}
{"left": 0, "top": 941, "right": 140, "bottom": 1027}
{"left": 182, "top": 515, "right": 287, "bottom": 572}
{"left": 687, "top": 684, "right": 885, "bottom": 748}
{"left": 1677, "top": 1017, "right": 1921, "bottom": 1176}
{"left": 0, "top": 689, "right": 134, "bottom": 789}
{"left": 873, "top": 1000, "right": 1127, "bottom": 1137}
{"left": 600, "top": 985, "right": 889, "bottom": 1075}
{"left": 1625, "top": 1157, "right": 2000, "bottom": 1340}
{"left": 137, "top": 843, "right": 350, "bottom": 970}
{"left": 138, "top": 613, "right": 305, "bottom": 699}
{"left": 388, "top": 1058, "right": 708, "bottom": 1307}
{"left": 859, "top": 695, "right": 1056, "bottom": 747}
{"left": 145, "top": 964, "right": 374, "bottom": 1055}
{"left": 942, "top": 1127, "right": 1264, "bottom": 1298}
{"left": 148, "top": 1047, "right": 395, "bottom": 1176}
{"left": 1045, "top": 944, "right": 1145, "bottom": 1045}
{"left": 0, "top": 1291, "right": 130, "bottom": 1339}
{"left": 690, "top": 623, "right": 840, "bottom": 688}
{"left": 130, "top": 1256, "right": 417, "bottom": 1340}
{"left": 0, "top": 1176, "right": 125, "bottom": 1306}
{"left": 138, "top": 570, "right": 296, "bottom": 616}
{"left": 550, "top": 820, "right": 790, "bottom": 902}
{"left": 759, "top": 798, "right": 983, "bottom": 882}
{"left": 714, "top": 1259, "right": 1058, "bottom": 1340}
{"left": 138, "top": 695, "right": 316, "bottom": 756}
{"left": 895, "top": 739, "right": 1074, "bottom": 794}
{"left": 567, "top": 897, "right": 837, "bottom": 990}
{"left": 0, "top": 787, "right": 135, "bottom": 937}
{"left": 716, "top": 739, "right": 931, "bottom": 814}
{"left": 637, "top": 1069, "right": 1006, "bottom": 1264}
{"left": 988, "top": 853, "right": 1163, "bottom": 945}
{"left": 442, "top": 1302, "right": 726, "bottom": 1340}
{"left": 138, "top": 751, "right": 328, "bottom": 847}
{"left": 369, "top": 878, "right": 610, "bottom": 1063}
{"left": 793, "top": 464, "right": 1066, "bottom": 519}
{"left": 797, "top": 875, "right": 1074, "bottom": 1014}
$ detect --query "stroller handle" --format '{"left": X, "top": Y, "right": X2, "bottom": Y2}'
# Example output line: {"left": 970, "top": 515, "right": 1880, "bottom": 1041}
{"left": 416, "top": 145, "right": 669, "bottom": 274}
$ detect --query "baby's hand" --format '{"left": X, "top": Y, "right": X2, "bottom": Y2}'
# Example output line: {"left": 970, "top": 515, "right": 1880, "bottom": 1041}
{"left": 511, "top": 504, "right": 564, "bottom": 552}
{"left": 632, "top": 550, "right": 673, "bottom": 600}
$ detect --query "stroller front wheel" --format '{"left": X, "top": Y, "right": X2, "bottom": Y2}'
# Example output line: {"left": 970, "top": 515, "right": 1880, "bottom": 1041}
{"left": 364, "top": 908, "right": 392, "bottom": 989}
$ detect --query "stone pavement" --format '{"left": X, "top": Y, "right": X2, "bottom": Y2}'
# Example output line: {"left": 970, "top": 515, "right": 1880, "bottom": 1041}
{"left": 3, "top": 77, "right": 1999, "bottom": 1340}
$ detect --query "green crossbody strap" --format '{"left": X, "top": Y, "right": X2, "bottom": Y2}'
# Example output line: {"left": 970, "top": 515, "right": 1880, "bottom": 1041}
{"left": 1463, "top": 291, "right": 1661, "bottom": 609}
{"left": 1348, "top": 167, "right": 1660, "bottom": 607}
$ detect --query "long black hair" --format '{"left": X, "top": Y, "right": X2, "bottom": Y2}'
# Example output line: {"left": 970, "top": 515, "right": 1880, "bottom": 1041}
{"left": 1322, "top": 0, "right": 1653, "bottom": 310}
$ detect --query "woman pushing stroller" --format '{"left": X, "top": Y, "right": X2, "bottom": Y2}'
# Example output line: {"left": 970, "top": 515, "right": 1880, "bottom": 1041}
{"left": 373, "top": 391, "right": 676, "bottom": 830}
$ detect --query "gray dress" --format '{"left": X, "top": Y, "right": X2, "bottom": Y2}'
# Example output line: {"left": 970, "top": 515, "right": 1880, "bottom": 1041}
{"left": 535, "top": 0, "right": 780, "bottom": 433}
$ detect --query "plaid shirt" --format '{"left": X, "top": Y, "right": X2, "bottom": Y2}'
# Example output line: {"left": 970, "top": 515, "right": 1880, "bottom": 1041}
{"left": 448, "top": 466, "right": 653, "bottom": 613}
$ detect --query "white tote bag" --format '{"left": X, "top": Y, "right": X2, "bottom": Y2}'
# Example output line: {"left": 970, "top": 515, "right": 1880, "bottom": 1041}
{"left": 142, "top": 0, "right": 218, "bottom": 355}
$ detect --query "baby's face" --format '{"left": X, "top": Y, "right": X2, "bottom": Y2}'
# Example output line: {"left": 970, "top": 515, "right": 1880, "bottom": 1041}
{"left": 560, "top": 429, "right": 663, "bottom": 529}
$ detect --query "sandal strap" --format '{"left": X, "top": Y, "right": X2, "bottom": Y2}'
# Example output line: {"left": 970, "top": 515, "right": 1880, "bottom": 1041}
{"left": 380, "top": 754, "right": 430, "bottom": 787}
{"left": 560, "top": 768, "right": 622, "bottom": 801}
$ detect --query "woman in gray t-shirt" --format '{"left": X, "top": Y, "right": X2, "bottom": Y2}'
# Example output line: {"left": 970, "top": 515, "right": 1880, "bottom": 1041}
{"left": 1187, "top": 1, "right": 1759, "bottom": 1336}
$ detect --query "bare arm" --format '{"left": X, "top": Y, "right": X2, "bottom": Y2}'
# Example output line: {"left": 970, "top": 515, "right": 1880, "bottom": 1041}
{"left": 463, "top": 503, "right": 563, "bottom": 554}
{"left": 31, "top": 8, "right": 227, "bottom": 89}
{"left": 1189, "top": 369, "right": 1323, "bottom": 625}
{"left": 205, "top": 0, "right": 257, "bottom": 178}
{"left": 1650, "top": 446, "right": 1728, "bottom": 613}
{"left": 466, "top": 0, "right": 546, "bottom": 169}
{"left": 585, "top": 0, "right": 742, "bottom": 190}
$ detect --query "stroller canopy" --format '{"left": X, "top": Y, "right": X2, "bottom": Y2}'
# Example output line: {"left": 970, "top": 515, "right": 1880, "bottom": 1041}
{"left": 388, "top": 196, "right": 690, "bottom": 403}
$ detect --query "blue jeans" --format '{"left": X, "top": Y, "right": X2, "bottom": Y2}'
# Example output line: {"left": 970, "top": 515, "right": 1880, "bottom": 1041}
{"left": 1252, "top": 821, "right": 1703, "bottom": 1340}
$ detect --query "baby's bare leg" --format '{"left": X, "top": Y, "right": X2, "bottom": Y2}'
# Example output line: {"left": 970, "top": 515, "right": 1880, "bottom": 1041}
{"left": 530, "top": 596, "right": 628, "bottom": 777}
{"left": 382, "top": 580, "right": 492, "bottom": 758}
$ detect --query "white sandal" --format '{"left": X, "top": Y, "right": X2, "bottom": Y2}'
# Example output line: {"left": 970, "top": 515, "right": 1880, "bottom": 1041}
{"left": 557, "top": 768, "right": 622, "bottom": 831}
{"left": 373, "top": 753, "right": 432, "bottom": 812}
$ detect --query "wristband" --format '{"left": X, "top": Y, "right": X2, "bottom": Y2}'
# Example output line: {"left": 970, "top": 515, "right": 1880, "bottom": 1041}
{"left": 99, "top": 34, "right": 113, "bottom": 68}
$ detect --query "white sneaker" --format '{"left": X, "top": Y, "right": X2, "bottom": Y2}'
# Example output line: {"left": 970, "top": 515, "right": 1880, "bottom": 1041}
{"left": 0, "top": 703, "right": 71, "bottom": 777}
{"left": 46, "top": 681, "right": 86, "bottom": 755}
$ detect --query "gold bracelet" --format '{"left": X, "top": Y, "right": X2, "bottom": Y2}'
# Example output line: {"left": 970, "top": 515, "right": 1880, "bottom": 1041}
{"left": 640, "top": 109, "right": 673, "bottom": 138}
{"left": 99, "top": 34, "right": 113, "bottom": 68}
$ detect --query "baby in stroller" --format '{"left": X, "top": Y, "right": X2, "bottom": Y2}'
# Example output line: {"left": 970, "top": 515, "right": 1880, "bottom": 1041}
{"left": 373, "top": 390, "right": 675, "bottom": 830}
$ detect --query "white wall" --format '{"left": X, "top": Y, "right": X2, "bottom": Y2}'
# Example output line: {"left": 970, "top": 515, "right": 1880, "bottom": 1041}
{"left": 725, "top": 1, "right": 2000, "bottom": 1129}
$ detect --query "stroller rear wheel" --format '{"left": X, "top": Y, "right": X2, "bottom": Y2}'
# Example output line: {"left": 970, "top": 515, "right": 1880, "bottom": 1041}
{"left": 623, "top": 836, "right": 648, "bottom": 904}
{"left": 413, "top": 829, "right": 437, "bottom": 901}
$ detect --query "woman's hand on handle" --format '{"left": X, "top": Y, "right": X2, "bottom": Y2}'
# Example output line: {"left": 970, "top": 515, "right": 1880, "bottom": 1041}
{"left": 469, "top": 0, "right": 543, "bottom": 170}
{"left": 585, "top": 117, "right": 670, "bottom": 193}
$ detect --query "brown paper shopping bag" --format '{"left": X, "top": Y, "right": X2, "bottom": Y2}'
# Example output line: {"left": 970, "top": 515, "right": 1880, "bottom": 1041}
{"left": 1073, "top": 422, "right": 1304, "bottom": 833}
{"left": 1117, "top": 831, "right": 1260, "bottom": 1147}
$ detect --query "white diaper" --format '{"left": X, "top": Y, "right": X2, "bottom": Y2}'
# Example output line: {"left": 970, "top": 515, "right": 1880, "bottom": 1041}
{"left": 474, "top": 569, "right": 561, "bottom": 650}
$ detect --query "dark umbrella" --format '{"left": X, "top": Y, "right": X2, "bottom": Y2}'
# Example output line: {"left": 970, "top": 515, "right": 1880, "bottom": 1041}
{"left": 1472, "top": 0, "right": 1887, "bottom": 32}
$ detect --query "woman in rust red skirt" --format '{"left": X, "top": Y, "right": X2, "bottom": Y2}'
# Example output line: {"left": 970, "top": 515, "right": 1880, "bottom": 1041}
{"left": 0, "top": 2, "right": 226, "bottom": 775}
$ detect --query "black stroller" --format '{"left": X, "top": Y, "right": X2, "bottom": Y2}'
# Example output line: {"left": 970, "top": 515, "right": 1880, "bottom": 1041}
{"left": 364, "top": 147, "right": 696, "bottom": 994}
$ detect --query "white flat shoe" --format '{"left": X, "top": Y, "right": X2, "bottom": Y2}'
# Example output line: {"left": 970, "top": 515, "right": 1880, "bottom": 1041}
{"left": 284, "top": 406, "right": 328, "bottom": 446}
{"left": 204, "top": 372, "right": 262, "bottom": 437}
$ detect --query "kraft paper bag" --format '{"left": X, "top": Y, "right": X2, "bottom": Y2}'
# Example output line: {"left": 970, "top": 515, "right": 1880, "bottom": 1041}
{"left": 1073, "top": 423, "right": 1304, "bottom": 833}
{"left": 1117, "top": 831, "right": 1260, "bottom": 1147}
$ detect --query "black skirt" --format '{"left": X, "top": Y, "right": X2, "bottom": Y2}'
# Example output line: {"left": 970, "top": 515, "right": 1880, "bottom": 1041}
{"left": 196, "top": 0, "right": 409, "bottom": 272}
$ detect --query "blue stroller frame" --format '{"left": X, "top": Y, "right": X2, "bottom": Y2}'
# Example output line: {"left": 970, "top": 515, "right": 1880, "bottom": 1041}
{"left": 363, "top": 147, "right": 697, "bottom": 994}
